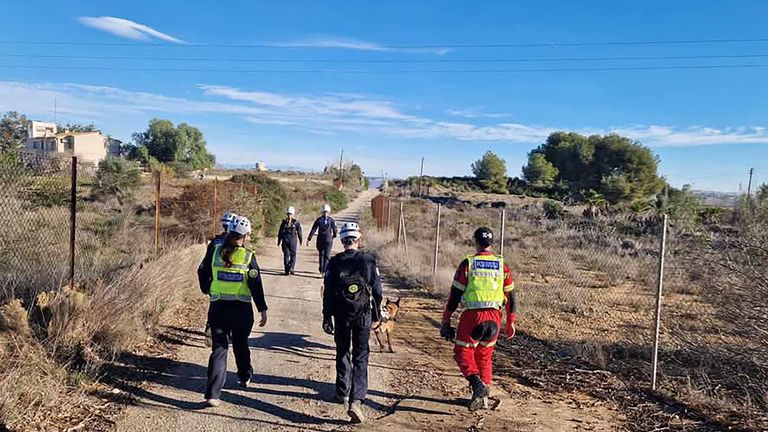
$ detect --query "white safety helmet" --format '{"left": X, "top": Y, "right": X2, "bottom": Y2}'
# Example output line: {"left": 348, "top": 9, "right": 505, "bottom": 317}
{"left": 339, "top": 222, "right": 362, "bottom": 241}
{"left": 286, "top": 206, "right": 296, "bottom": 215}
{"left": 220, "top": 212, "right": 237, "bottom": 230}
{"left": 229, "top": 216, "right": 252, "bottom": 236}
{"left": 321, "top": 204, "right": 331, "bottom": 213}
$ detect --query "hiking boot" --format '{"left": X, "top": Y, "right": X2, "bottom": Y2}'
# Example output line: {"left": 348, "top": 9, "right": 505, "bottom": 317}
{"left": 335, "top": 394, "right": 349, "bottom": 404}
{"left": 238, "top": 379, "right": 251, "bottom": 389}
{"left": 205, "top": 398, "right": 221, "bottom": 407}
{"left": 290, "top": 270, "right": 296, "bottom": 275}
{"left": 468, "top": 375, "right": 490, "bottom": 411}
{"left": 204, "top": 324, "right": 212, "bottom": 347}
{"left": 348, "top": 400, "right": 365, "bottom": 423}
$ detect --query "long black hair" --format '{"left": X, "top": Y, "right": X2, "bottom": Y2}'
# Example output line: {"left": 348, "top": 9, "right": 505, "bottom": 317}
{"left": 221, "top": 231, "right": 245, "bottom": 267}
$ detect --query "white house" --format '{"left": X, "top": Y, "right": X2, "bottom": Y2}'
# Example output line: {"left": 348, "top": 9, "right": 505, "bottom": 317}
{"left": 25, "top": 121, "right": 119, "bottom": 165}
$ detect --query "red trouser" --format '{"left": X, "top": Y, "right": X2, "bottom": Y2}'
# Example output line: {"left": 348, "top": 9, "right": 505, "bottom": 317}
{"left": 453, "top": 308, "right": 502, "bottom": 385}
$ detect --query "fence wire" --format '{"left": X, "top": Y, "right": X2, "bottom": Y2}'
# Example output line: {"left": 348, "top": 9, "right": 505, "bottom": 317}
{"left": 369, "top": 193, "right": 767, "bottom": 428}
{"left": 0, "top": 153, "right": 73, "bottom": 302}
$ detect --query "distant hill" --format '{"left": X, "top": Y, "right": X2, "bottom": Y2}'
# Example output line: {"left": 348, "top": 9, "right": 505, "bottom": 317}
{"left": 218, "top": 163, "right": 317, "bottom": 173}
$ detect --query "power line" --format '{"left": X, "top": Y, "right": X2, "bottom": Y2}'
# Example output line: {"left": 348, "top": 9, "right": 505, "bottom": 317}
{"left": 0, "top": 63, "right": 767, "bottom": 74}
{"left": 4, "top": 52, "right": 768, "bottom": 63}
{"left": 2, "top": 36, "right": 768, "bottom": 49}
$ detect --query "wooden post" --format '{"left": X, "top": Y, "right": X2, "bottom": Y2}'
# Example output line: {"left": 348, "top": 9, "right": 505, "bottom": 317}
{"left": 499, "top": 209, "right": 506, "bottom": 257}
{"left": 433, "top": 203, "right": 441, "bottom": 276}
{"left": 212, "top": 178, "right": 219, "bottom": 238}
{"left": 396, "top": 201, "right": 403, "bottom": 242}
{"left": 69, "top": 156, "right": 77, "bottom": 290}
{"left": 154, "top": 172, "right": 161, "bottom": 256}
{"left": 651, "top": 214, "right": 668, "bottom": 390}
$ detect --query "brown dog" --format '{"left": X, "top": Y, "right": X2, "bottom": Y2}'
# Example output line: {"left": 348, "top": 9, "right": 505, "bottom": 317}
{"left": 373, "top": 298, "right": 401, "bottom": 353}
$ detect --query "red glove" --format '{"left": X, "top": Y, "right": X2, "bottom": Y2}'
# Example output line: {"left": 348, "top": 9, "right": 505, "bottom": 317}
{"left": 505, "top": 312, "right": 517, "bottom": 339}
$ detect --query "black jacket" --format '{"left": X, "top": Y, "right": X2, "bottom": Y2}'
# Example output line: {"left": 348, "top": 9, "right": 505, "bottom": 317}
{"left": 322, "top": 249, "right": 383, "bottom": 323}
{"left": 277, "top": 218, "right": 303, "bottom": 245}
{"left": 197, "top": 245, "right": 268, "bottom": 312}
{"left": 307, "top": 215, "right": 337, "bottom": 246}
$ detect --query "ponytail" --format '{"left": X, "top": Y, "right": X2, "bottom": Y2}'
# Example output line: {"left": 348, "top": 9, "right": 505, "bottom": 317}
{"left": 221, "top": 231, "right": 244, "bottom": 267}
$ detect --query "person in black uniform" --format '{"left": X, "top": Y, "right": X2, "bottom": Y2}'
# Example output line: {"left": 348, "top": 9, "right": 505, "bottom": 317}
{"left": 197, "top": 216, "right": 268, "bottom": 407}
{"left": 277, "top": 206, "right": 303, "bottom": 275}
{"left": 322, "top": 222, "right": 382, "bottom": 424}
{"left": 307, "top": 203, "right": 337, "bottom": 274}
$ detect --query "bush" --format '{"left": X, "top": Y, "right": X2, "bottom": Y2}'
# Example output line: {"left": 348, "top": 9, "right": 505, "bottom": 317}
{"left": 91, "top": 158, "right": 141, "bottom": 205}
{"left": 20, "top": 176, "right": 70, "bottom": 208}
{"left": 166, "top": 161, "right": 194, "bottom": 179}
{"left": 323, "top": 186, "right": 348, "bottom": 212}
{"left": 543, "top": 200, "right": 567, "bottom": 219}
{"left": 230, "top": 173, "right": 288, "bottom": 234}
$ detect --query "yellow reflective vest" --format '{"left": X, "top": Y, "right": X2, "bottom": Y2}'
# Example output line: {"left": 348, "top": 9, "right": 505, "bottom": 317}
{"left": 210, "top": 245, "right": 254, "bottom": 302}
{"left": 461, "top": 254, "right": 506, "bottom": 310}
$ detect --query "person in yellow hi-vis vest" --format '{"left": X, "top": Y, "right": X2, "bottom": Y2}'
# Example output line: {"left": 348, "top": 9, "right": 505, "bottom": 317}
{"left": 440, "top": 227, "right": 516, "bottom": 411}
{"left": 197, "top": 215, "right": 268, "bottom": 408}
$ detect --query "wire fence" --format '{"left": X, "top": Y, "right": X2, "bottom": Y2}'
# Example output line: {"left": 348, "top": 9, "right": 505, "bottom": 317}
{"left": 367, "top": 193, "right": 768, "bottom": 429}
{"left": 0, "top": 153, "right": 267, "bottom": 305}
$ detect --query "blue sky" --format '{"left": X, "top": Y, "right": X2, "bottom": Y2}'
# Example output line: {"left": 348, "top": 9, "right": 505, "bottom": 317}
{"left": 1, "top": 1, "right": 767, "bottom": 192}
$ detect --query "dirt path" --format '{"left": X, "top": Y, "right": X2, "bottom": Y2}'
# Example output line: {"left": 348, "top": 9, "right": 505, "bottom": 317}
{"left": 115, "top": 190, "right": 625, "bottom": 432}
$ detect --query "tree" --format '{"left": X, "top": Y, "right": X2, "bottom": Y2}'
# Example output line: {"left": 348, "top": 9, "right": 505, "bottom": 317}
{"left": 522, "top": 153, "right": 559, "bottom": 189}
{"left": 471, "top": 151, "right": 508, "bottom": 193}
{"left": 757, "top": 183, "right": 768, "bottom": 203}
{"left": 0, "top": 111, "right": 29, "bottom": 153}
{"left": 92, "top": 158, "right": 141, "bottom": 205}
{"left": 130, "top": 119, "right": 215, "bottom": 170}
{"left": 523, "top": 132, "right": 664, "bottom": 203}
{"left": 58, "top": 122, "right": 97, "bottom": 132}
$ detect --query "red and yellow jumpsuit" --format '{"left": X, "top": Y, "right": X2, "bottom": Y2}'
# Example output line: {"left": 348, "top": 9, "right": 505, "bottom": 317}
{"left": 442, "top": 251, "right": 516, "bottom": 385}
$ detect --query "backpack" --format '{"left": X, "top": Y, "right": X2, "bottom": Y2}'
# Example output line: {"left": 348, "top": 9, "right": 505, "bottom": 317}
{"left": 333, "top": 251, "right": 372, "bottom": 319}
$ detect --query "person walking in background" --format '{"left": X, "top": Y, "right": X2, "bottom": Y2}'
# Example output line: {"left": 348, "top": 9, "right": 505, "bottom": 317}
{"left": 322, "top": 222, "right": 382, "bottom": 424}
{"left": 277, "top": 206, "right": 303, "bottom": 275}
{"left": 307, "top": 204, "right": 337, "bottom": 274}
{"left": 202, "top": 211, "right": 238, "bottom": 347}
{"left": 440, "top": 227, "right": 516, "bottom": 411}
{"left": 197, "top": 216, "right": 268, "bottom": 407}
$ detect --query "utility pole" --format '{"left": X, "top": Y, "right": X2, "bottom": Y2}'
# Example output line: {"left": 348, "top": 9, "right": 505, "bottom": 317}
{"left": 418, "top": 156, "right": 425, "bottom": 197}
{"left": 338, "top": 149, "right": 344, "bottom": 189}
{"left": 747, "top": 168, "right": 755, "bottom": 200}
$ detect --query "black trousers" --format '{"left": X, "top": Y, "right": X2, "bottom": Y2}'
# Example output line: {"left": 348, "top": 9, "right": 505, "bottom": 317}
{"left": 334, "top": 315, "right": 371, "bottom": 402}
{"left": 317, "top": 241, "right": 333, "bottom": 274}
{"left": 205, "top": 301, "right": 254, "bottom": 399}
{"left": 281, "top": 238, "right": 297, "bottom": 273}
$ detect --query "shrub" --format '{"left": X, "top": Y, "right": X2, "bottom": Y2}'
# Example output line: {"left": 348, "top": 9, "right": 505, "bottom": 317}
{"left": 543, "top": 200, "right": 566, "bottom": 219}
{"left": 323, "top": 186, "right": 348, "bottom": 212}
{"left": 91, "top": 158, "right": 141, "bottom": 205}
{"left": 166, "top": 161, "right": 194, "bottom": 179}
{"left": 20, "top": 176, "right": 70, "bottom": 208}
{"left": 230, "top": 173, "right": 288, "bottom": 234}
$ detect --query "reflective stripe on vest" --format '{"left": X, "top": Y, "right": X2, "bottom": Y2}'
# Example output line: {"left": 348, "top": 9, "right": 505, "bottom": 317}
{"left": 461, "top": 254, "right": 505, "bottom": 310}
{"left": 210, "top": 245, "right": 253, "bottom": 303}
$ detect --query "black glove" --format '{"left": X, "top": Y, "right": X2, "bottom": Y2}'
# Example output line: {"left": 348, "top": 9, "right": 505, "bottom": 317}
{"left": 322, "top": 317, "right": 334, "bottom": 335}
{"left": 440, "top": 321, "right": 456, "bottom": 341}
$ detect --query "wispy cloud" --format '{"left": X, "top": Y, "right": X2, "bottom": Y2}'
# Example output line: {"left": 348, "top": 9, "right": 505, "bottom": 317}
{"left": 2, "top": 80, "right": 768, "bottom": 149}
{"left": 447, "top": 107, "right": 511, "bottom": 119}
{"left": 77, "top": 16, "right": 184, "bottom": 43}
{"left": 274, "top": 35, "right": 449, "bottom": 55}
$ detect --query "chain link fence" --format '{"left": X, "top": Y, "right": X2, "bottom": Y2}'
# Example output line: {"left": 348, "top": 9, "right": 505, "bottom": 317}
{"left": 366, "top": 193, "right": 766, "bottom": 429}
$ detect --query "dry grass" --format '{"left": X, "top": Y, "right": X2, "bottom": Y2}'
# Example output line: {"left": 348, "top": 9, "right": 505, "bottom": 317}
{"left": 364, "top": 196, "right": 766, "bottom": 430}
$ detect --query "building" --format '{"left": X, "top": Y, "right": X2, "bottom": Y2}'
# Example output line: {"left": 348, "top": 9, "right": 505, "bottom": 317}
{"left": 255, "top": 162, "right": 267, "bottom": 171}
{"left": 25, "top": 121, "right": 119, "bottom": 165}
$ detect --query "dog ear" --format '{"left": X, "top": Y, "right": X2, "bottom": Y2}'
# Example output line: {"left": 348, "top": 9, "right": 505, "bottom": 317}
{"left": 386, "top": 297, "right": 391, "bottom": 304}
{"left": 395, "top": 297, "right": 401, "bottom": 306}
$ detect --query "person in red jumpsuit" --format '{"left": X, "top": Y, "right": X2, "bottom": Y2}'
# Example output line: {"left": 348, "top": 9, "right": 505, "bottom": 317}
{"left": 440, "top": 227, "right": 516, "bottom": 410}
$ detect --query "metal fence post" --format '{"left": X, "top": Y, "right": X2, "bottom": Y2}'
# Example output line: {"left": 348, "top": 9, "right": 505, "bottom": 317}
{"left": 69, "top": 156, "right": 77, "bottom": 290}
{"left": 651, "top": 214, "right": 668, "bottom": 390}
{"left": 154, "top": 172, "right": 161, "bottom": 256}
{"left": 212, "top": 178, "right": 219, "bottom": 238}
{"left": 433, "top": 203, "right": 441, "bottom": 276}
{"left": 499, "top": 208, "right": 506, "bottom": 257}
